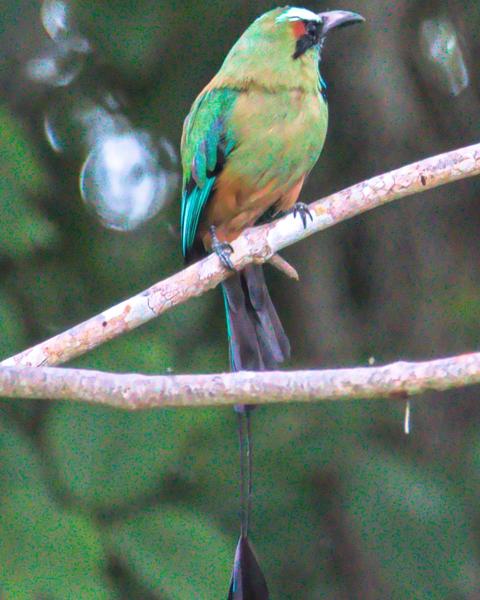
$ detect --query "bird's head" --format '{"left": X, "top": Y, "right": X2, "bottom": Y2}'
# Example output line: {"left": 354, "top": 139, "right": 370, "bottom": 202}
{"left": 213, "top": 6, "right": 364, "bottom": 91}
{"left": 275, "top": 7, "right": 365, "bottom": 60}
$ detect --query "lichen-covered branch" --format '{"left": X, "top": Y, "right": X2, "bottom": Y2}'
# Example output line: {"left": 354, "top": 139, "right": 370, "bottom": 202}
{"left": 3, "top": 142, "right": 480, "bottom": 369}
{"left": 0, "top": 352, "right": 479, "bottom": 409}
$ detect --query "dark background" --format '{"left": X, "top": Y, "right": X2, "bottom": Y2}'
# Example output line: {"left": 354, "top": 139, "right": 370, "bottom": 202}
{"left": 1, "top": 0, "right": 480, "bottom": 598}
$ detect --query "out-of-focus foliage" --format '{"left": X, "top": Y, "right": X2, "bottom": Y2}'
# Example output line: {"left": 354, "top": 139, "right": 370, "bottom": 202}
{"left": 46, "top": 403, "right": 194, "bottom": 510}
{"left": 107, "top": 507, "right": 233, "bottom": 598}
{"left": 0, "top": 418, "right": 113, "bottom": 599}
{"left": 0, "top": 105, "right": 57, "bottom": 257}
{"left": 1, "top": 0, "right": 480, "bottom": 598}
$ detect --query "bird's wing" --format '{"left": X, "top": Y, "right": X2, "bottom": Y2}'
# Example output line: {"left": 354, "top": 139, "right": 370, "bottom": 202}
{"left": 180, "top": 88, "right": 238, "bottom": 258}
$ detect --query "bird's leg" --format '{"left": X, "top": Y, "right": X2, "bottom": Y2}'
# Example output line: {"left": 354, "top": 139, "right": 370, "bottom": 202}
{"left": 289, "top": 202, "right": 314, "bottom": 229}
{"left": 210, "top": 225, "right": 235, "bottom": 270}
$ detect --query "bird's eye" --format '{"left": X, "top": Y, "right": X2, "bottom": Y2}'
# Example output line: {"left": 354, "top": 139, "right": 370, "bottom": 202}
{"left": 305, "top": 21, "right": 319, "bottom": 39}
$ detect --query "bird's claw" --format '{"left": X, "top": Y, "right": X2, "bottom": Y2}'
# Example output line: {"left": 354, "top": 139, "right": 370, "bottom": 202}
{"left": 291, "top": 202, "right": 313, "bottom": 229}
{"left": 209, "top": 225, "right": 235, "bottom": 270}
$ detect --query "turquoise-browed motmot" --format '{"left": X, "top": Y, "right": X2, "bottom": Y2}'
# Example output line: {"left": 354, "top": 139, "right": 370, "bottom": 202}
{"left": 180, "top": 6, "right": 364, "bottom": 597}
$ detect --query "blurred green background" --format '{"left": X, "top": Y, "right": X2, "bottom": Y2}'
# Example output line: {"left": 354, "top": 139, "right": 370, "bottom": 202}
{"left": 1, "top": 0, "right": 480, "bottom": 598}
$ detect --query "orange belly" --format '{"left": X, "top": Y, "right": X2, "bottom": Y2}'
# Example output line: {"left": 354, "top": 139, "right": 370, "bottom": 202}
{"left": 198, "top": 173, "right": 305, "bottom": 249}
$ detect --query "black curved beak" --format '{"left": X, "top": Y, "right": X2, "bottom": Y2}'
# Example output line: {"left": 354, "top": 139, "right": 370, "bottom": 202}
{"left": 318, "top": 10, "right": 365, "bottom": 36}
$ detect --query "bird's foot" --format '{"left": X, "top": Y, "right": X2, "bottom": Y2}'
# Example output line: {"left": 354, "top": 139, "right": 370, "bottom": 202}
{"left": 209, "top": 225, "right": 235, "bottom": 270}
{"left": 289, "top": 202, "right": 313, "bottom": 229}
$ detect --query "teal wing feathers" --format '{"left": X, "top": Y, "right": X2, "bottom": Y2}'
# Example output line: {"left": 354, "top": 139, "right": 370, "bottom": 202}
{"left": 180, "top": 88, "right": 238, "bottom": 258}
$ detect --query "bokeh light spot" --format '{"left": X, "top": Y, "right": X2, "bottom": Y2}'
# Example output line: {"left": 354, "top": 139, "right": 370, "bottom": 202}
{"left": 420, "top": 18, "right": 469, "bottom": 97}
{"left": 80, "top": 132, "right": 178, "bottom": 231}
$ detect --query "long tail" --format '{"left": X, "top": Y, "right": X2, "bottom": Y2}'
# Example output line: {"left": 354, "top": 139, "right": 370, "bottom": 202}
{"left": 224, "top": 264, "right": 289, "bottom": 599}
{"left": 221, "top": 264, "right": 290, "bottom": 372}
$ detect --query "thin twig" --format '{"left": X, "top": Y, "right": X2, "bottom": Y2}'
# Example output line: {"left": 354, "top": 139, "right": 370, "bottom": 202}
{"left": 2, "top": 142, "right": 480, "bottom": 369}
{"left": 268, "top": 254, "right": 299, "bottom": 280}
{"left": 0, "top": 351, "right": 479, "bottom": 408}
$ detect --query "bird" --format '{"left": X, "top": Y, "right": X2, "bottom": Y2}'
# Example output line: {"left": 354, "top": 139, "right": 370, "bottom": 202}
{"left": 180, "top": 6, "right": 364, "bottom": 598}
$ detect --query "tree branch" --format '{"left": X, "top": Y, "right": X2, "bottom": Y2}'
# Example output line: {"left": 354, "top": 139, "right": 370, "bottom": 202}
{"left": 0, "top": 351, "right": 479, "bottom": 408}
{"left": 2, "top": 142, "right": 480, "bottom": 369}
